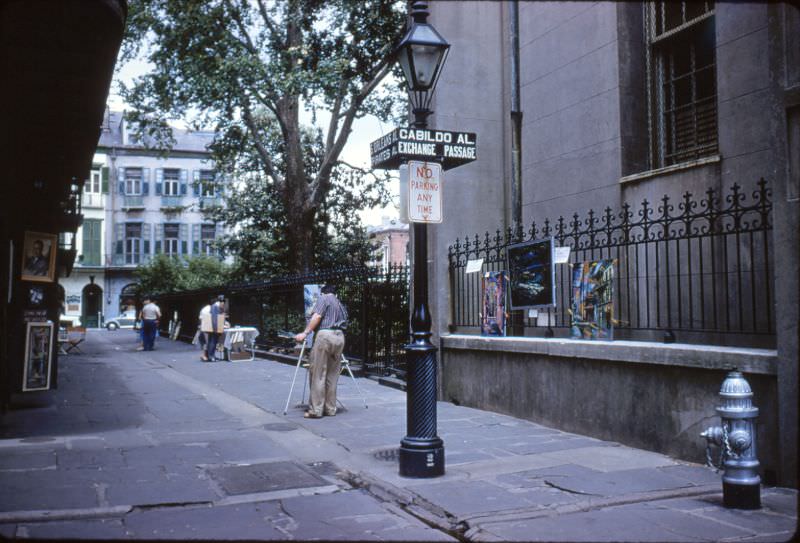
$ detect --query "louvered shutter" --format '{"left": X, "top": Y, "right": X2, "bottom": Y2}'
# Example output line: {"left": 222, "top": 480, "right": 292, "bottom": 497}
{"left": 142, "top": 168, "right": 150, "bottom": 195}
{"left": 142, "top": 223, "right": 151, "bottom": 255}
{"left": 192, "top": 224, "right": 201, "bottom": 254}
{"left": 155, "top": 223, "right": 164, "bottom": 254}
{"left": 192, "top": 170, "right": 200, "bottom": 196}
{"left": 117, "top": 167, "right": 126, "bottom": 195}
{"left": 179, "top": 224, "right": 188, "bottom": 254}
{"left": 114, "top": 222, "right": 124, "bottom": 255}
{"left": 216, "top": 223, "right": 224, "bottom": 258}
{"left": 101, "top": 167, "right": 109, "bottom": 193}
{"left": 155, "top": 168, "right": 163, "bottom": 196}
{"left": 180, "top": 169, "right": 188, "bottom": 196}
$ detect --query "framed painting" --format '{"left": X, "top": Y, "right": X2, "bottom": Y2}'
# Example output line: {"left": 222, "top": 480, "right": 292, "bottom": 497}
{"left": 570, "top": 259, "right": 616, "bottom": 340}
{"left": 22, "top": 321, "right": 54, "bottom": 391}
{"left": 21, "top": 231, "right": 57, "bottom": 283}
{"left": 481, "top": 271, "right": 507, "bottom": 336}
{"left": 506, "top": 237, "right": 556, "bottom": 310}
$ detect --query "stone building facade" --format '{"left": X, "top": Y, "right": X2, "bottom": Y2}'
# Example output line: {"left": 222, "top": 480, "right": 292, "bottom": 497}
{"left": 425, "top": 2, "right": 798, "bottom": 487}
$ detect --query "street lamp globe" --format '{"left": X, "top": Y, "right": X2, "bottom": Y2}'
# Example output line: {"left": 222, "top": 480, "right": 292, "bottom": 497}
{"left": 395, "top": 1, "right": 449, "bottom": 126}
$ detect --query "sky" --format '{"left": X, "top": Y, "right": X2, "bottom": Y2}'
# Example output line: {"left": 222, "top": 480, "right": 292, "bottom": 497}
{"left": 107, "top": 59, "right": 400, "bottom": 227}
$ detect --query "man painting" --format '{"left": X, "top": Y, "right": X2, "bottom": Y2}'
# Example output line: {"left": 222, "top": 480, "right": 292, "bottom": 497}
{"left": 295, "top": 284, "right": 348, "bottom": 418}
{"left": 203, "top": 295, "right": 225, "bottom": 362}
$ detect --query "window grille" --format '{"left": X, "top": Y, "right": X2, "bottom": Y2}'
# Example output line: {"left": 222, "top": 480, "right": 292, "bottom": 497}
{"left": 201, "top": 224, "right": 216, "bottom": 255}
{"left": 200, "top": 170, "right": 216, "bottom": 197}
{"left": 645, "top": 1, "right": 717, "bottom": 168}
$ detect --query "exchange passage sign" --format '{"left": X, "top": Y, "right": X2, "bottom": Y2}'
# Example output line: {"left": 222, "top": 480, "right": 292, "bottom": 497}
{"left": 371, "top": 128, "right": 476, "bottom": 171}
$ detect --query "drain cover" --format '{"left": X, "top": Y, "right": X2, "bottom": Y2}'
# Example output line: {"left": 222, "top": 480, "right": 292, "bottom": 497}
{"left": 207, "top": 461, "right": 329, "bottom": 495}
{"left": 374, "top": 448, "right": 399, "bottom": 462}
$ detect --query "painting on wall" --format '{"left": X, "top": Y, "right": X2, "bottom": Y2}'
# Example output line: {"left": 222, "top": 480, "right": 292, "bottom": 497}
{"left": 20, "top": 231, "right": 57, "bottom": 283}
{"left": 22, "top": 321, "right": 54, "bottom": 391}
{"left": 506, "top": 237, "right": 555, "bottom": 309}
{"left": 570, "top": 259, "right": 616, "bottom": 340}
{"left": 481, "top": 271, "right": 507, "bottom": 336}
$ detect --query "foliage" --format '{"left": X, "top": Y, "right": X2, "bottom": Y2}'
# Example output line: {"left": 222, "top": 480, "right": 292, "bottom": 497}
{"left": 134, "top": 255, "right": 231, "bottom": 296}
{"left": 120, "top": 0, "right": 407, "bottom": 275}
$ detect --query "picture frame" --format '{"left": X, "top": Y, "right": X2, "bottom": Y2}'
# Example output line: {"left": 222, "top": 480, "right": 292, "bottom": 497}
{"left": 506, "top": 237, "right": 556, "bottom": 310}
{"left": 570, "top": 259, "right": 616, "bottom": 340}
{"left": 20, "top": 231, "right": 57, "bottom": 283}
{"left": 22, "top": 321, "right": 54, "bottom": 392}
{"left": 481, "top": 271, "right": 507, "bottom": 336}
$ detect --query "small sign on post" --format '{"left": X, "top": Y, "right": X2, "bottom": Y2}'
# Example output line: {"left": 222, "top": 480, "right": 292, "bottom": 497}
{"left": 408, "top": 161, "right": 442, "bottom": 223}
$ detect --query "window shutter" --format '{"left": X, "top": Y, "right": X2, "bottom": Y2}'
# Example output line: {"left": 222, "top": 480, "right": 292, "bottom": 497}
{"left": 155, "top": 168, "right": 163, "bottom": 196}
{"left": 180, "top": 169, "right": 188, "bottom": 196}
{"left": 214, "top": 173, "right": 221, "bottom": 196}
{"left": 216, "top": 223, "right": 224, "bottom": 258}
{"left": 115, "top": 222, "right": 124, "bottom": 255}
{"left": 142, "top": 223, "right": 151, "bottom": 255}
{"left": 101, "top": 167, "right": 109, "bottom": 193}
{"left": 192, "top": 224, "right": 201, "bottom": 254}
{"left": 179, "top": 224, "right": 188, "bottom": 254}
{"left": 192, "top": 170, "right": 200, "bottom": 196}
{"left": 142, "top": 168, "right": 150, "bottom": 195}
{"left": 117, "top": 167, "right": 126, "bottom": 195}
{"left": 155, "top": 223, "right": 164, "bottom": 254}
{"left": 218, "top": 174, "right": 225, "bottom": 195}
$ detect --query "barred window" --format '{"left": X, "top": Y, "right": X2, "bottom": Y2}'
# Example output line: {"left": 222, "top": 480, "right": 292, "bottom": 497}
{"left": 200, "top": 224, "right": 216, "bottom": 255}
{"left": 125, "top": 168, "right": 142, "bottom": 196}
{"left": 645, "top": 1, "right": 717, "bottom": 168}
{"left": 163, "top": 169, "right": 180, "bottom": 196}
{"left": 200, "top": 170, "right": 216, "bottom": 197}
{"left": 125, "top": 223, "right": 142, "bottom": 265}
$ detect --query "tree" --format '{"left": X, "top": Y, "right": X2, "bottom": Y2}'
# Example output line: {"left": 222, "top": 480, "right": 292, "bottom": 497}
{"left": 121, "top": 0, "right": 406, "bottom": 274}
{"left": 135, "top": 255, "right": 231, "bottom": 296}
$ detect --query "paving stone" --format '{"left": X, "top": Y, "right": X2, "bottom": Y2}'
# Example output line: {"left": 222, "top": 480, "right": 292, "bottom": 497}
{"left": 496, "top": 463, "right": 599, "bottom": 489}
{"left": 105, "top": 473, "right": 219, "bottom": 507}
{"left": 208, "top": 438, "right": 287, "bottom": 463}
{"left": 57, "top": 448, "right": 126, "bottom": 470}
{"left": 124, "top": 501, "right": 285, "bottom": 540}
{"left": 0, "top": 524, "right": 17, "bottom": 537}
{"left": 0, "top": 482, "right": 98, "bottom": 512}
{"left": 480, "top": 501, "right": 752, "bottom": 542}
{"left": 21, "top": 518, "right": 128, "bottom": 540}
{"left": 411, "top": 480, "right": 540, "bottom": 516}
{"left": 0, "top": 450, "right": 56, "bottom": 470}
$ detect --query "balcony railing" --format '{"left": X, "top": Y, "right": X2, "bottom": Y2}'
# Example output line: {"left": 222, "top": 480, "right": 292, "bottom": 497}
{"left": 110, "top": 253, "right": 153, "bottom": 267}
{"left": 161, "top": 195, "right": 184, "bottom": 208}
{"left": 82, "top": 192, "right": 106, "bottom": 209}
{"left": 200, "top": 196, "right": 223, "bottom": 209}
{"left": 122, "top": 195, "right": 145, "bottom": 209}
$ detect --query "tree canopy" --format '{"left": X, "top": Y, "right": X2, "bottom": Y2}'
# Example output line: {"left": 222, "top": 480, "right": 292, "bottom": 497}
{"left": 135, "top": 254, "right": 232, "bottom": 297}
{"left": 120, "top": 0, "right": 407, "bottom": 276}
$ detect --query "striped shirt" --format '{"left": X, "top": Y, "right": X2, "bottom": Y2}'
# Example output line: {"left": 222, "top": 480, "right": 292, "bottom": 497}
{"left": 311, "top": 293, "right": 348, "bottom": 330}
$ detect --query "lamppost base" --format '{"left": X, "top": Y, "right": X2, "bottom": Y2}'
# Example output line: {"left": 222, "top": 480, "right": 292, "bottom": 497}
{"left": 399, "top": 438, "right": 445, "bottom": 478}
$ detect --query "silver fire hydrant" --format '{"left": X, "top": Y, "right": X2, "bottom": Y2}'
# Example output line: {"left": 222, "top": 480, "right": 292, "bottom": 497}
{"left": 701, "top": 370, "right": 761, "bottom": 509}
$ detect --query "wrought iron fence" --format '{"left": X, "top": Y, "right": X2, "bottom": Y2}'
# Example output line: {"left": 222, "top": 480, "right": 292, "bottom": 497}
{"left": 156, "top": 264, "right": 410, "bottom": 378}
{"left": 448, "top": 179, "right": 774, "bottom": 347}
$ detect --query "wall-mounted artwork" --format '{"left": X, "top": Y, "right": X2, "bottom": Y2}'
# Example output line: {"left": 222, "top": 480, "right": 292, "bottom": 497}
{"left": 570, "top": 259, "right": 616, "bottom": 340}
{"left": 506, "top": 237, "right": 555, "bottom": 309}
{"left": 481, "top": 271, "right": 507, "bottom": 336}
{"left": 21, "top": 231, "right": 57, "bottom": 283}
{"left": 23, "top": 321, "right": 53, "bottom": 391}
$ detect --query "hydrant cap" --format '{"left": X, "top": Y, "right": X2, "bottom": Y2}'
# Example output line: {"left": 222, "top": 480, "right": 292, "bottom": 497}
{"left": 719, "top": 371, "right": 753, "bottom": 399}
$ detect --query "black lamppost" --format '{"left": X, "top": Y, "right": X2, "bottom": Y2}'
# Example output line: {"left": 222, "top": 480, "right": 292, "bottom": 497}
{"left": 394, "top": 1, "right": 449, "bottom": 478}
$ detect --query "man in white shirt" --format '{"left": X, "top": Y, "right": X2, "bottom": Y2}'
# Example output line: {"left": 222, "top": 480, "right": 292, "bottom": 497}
{"left": 139, "top": 297, "right": 162, "bottom": 352}
{"left": 198, "top": 300, "right": 212, "bottom": 361}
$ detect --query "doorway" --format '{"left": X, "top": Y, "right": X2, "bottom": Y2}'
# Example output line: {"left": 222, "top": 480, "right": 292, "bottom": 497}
{"left": 82, "top": 284, "right": 102, "bottom": 328}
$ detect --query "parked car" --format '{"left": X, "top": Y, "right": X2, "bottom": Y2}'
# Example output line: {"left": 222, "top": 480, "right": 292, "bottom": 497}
{"left": 106, "top": 310, "right": 140, "bottom": 331}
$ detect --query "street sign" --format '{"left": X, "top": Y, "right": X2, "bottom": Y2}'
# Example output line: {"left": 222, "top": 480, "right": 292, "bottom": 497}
{"left": 408, "top": 161, "right": 442, "bottom": 223}
{"left": 371, "top": 127, "right": 476, "bottom": 171}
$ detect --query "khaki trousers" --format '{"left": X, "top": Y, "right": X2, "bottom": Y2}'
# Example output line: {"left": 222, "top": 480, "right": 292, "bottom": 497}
{"left": 308, "top": 330, "right": 345, "bottom": 416}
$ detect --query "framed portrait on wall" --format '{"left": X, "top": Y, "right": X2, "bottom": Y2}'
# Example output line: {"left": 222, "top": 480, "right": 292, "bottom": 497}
{"left": 506, "top": 237, "right": 556, "bottom": 309}
{"left": 22, "top": 321, "right": 54, "bottom": 392}
{"left": 20, "top": 231, "right": 57, "bottom": 283}
{"left": 481, "top": 271, "right": 507, "bottom": 336}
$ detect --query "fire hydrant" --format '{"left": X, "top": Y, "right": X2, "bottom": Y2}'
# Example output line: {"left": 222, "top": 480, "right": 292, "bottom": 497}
{"left": 701, "top": 370, "right": 761, "bottom": 509}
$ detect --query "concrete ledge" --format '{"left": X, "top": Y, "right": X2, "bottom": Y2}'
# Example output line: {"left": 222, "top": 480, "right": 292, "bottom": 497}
{"left": 441, "top": 334, "right": 777, "bottom": 375}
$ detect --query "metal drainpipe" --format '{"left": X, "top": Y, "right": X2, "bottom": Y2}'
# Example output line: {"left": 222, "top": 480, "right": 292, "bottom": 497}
{"left": 510, "top": 0, "right": 523, "bottom": 229}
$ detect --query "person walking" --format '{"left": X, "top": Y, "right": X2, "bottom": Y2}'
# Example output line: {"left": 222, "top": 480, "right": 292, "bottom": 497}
{"left": 295, "top": 284, "right": 348, "bottom": 418}
{"left": 139, "top": 297, "right": 161, "bottom": 352}
{"left": 204, "top": 295, "right": 225, "bottom": 362}
{"left": 198, "top": 299, "right": 213, "bottom": 361}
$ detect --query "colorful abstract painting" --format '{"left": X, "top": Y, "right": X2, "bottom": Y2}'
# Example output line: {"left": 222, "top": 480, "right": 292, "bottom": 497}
{"left": 570, "top": 259, "right": 615, "bottom": 340}
{"left": 303, "top": 284, "right": 322, "bottom": 347}
{"left": 506, "top": 237, "right": 556, "bottom": 309}
{"left": 481, "top": 271, "right": 507, "bottom": 336}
